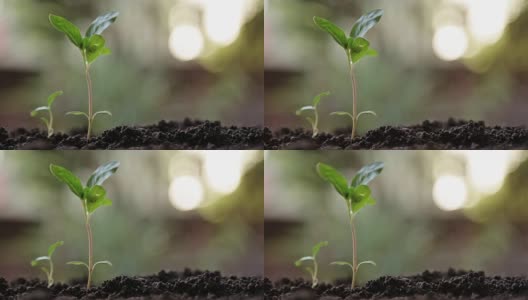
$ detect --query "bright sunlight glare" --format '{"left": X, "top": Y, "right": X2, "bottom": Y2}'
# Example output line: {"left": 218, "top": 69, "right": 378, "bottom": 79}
{"left": 466, "top": 151, "right": 509, "bottom": 195}
{"left": 168, "top": 175, "right": 204, "bottom": 211}
{"left": 169, "top": 24, "right": 204, "bottom": 61}
{"left": 433, "top": 25, "right": 468, "bottom": 61}
{"left": 203, "top": 0, "right": 245, "bottom": 46}
{"left": 467, "top": 0, "right": 510, "bottom": 44}
{"left": 203, "top": 151, "right": 244, "bottom": 195}
{"left": 433, "top": 175, "right": 468, "bottom": 211}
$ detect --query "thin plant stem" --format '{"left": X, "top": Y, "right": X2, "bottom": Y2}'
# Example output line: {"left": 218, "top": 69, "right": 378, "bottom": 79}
{"left": 347, "top": 50, "right": 358, "bottom": 140}
{"left": 312, "top": 259, "right": 319, "bottom": 287}
{"left": 48, "top": 260, "right": 54, "bottom": 287}
{"left": 349, "top": 217, "right": 358, "bottom": 289}
{"left": 313, "top": 111, "right": 319, "bottom": 138}
{"left": 83, "top": 52, "right": 93, "bottom": 139}
{"left": 48, "top": 110, "right": 54, "bottom": 138}
{"left": 84, "top": 212, "right": 94, "bottom": 289}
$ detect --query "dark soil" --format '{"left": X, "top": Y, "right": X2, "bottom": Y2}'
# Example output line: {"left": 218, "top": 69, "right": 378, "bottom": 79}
{"left": 0, "top": 269, "right": 264, "bottom": 300}
{"left": 264, "top": 119, "right": 528, "bottom": 150}
{"left": 0, "top": 119, "right": 263, "bottom": 150}
{"left": 265, "top": 269, "right": 528, "bottom": 299}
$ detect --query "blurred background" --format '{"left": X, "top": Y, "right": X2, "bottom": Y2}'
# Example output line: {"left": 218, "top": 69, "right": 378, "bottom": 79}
{"left": 265, "top": 150, "right": 528, "bottom": 283}
{"left": 0, "top": 0, "right": 263, "bottom": 132}
{"left": 0, "top": 150, "right": 263, "bottom": 282}
{"left": 265, "top": 0, "right": 528, "bottom": 133}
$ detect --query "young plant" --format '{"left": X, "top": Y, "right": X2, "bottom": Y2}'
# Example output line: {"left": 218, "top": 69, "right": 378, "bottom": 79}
{"left": 314, "top": 9, "right": 383, "bottom": 139}
{"left": 294, "top": 241, "right": 328, "bottom": 288}
{"left": 49, "top": 12, "right": 119, "bottom": 139}
{"left": 296, "top": 91, "right": 331, "bottom": 138}
{"left": 30, "top": 91, "right": 63, "bottom": 138}
{"left": 49, "top": 161, "right": 120, "bottom": 288}
{"left": 31, "top": 241, "right": 64, "bottom": 287}
{"left": 330, "top": 110, "right": 377, "bottom": 139}
{"left": 316, "top": 161, "right": 384, "bottom": 288}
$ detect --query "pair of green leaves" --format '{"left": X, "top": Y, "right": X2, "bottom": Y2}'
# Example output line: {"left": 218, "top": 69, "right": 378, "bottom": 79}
{"left": 317, "top": 162, "right": 383, "bottom": 216}
{"left": 31, "top": 240, "right": 64, "bottom": 268}
{"left": 296, "top": 91, "right": 331, "bottom": 117}
{"left": 49, "top": 161, "right": 120, "bottom": 214}
{"left": 314, "top": 9, "right": 383, "bottom": 63}
{"left": 49, "top": 12, "right": 118, "bottom": 64}
{"left": 30, "top": 91, "right": 63, "bottom": 137}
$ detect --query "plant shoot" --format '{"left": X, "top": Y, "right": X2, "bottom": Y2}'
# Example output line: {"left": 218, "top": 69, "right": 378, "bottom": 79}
{"left": 50, "top": 161, "right": 119, "bottom": 288}
{"left": 49, "top": 12, "right": 118, "bottom": 139}
{"left": 316, "top": 161, "right": 384, "bottom": 288}
{"left": 294, "top": 241, "right": 328, "bottom": 288}
{"left": 31, "top": 241, "right": 64, "bottom": 287}
{"left": 296, "top": 91, "right": 331, "bottom": 138}
{"left": 30, "top": 91, "right": 63, "bottom": 137}
{"left": 314, "top": 9, "right": 383, "bottom": 139}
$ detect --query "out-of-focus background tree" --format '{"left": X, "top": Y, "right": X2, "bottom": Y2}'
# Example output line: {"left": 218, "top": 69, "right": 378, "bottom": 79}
{"left": 265, "top": 0, "right": 528, "bottom": 133}
{"left": 0, "top": 0, "right": 263, "bottom": 132}
{"left": 265, "top": 150, "right": 528, "bottom": 283}
{"left": 0, "top": 150, "right": 263, "bottom": 282}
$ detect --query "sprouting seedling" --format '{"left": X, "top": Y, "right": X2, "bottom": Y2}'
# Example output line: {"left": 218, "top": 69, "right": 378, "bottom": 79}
{"left": 30, "top": 91, "right": 63, "bottom": 138}
{"left": 330, "top": 110, "right": 377, "bottom": 140}
{"left": 31, "top": 241, "right": 64, "bottom": 287}
{"left": 49, "top": 12, "right": 119, "bottom": 139}
{"left": 316, "top": 161, "right": 384, "bottom": 289}
{"left": 294, "top": 241, "right": 328, "bottom": 288}
{"left": 314, "top": 9, "right": 383, "bottom": 139}
{"left": 49, "top": 161, "right": 119, "bottom": 289}
{"left": 296, "top": 91, "right": 330, "bottom": 138}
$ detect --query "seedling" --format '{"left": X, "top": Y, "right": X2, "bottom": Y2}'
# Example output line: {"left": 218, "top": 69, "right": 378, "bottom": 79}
{"left": 330, "top": 111, "right": 377, "bottom": 139}
{"left": 49, "top": 12, "right": 119, "bottom": 139}
{"left": 316, "top": 161, "right": 383, "bottom": 288}
{"left": 296, "top": 91, "right": 330, "bottom": 138}
{"left": 30, "top": 91, "right": 63, "bottom": 138}
{"left": 294, "top": 241, "right": 328, "bottom": 288}
{"left": 31, "top": 241, "right": 64, "bottom": 287}
{"left": 50, "top": 161, "right": 119, "bottom": 288}
{"left": 314, "top": 9, "right": 383, "bottom": 139}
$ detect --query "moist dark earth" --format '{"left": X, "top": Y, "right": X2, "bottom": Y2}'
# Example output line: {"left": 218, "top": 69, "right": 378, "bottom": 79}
{"left": 0, "top": 119, "right": 263, "bottom": 150}
{"left": 0, "top": 269, "right": 264, "bottom": 300}
{"left": 265, "top": 119, "right": 528, "bottom": 150}
{"left": 265, "top": 269, "right": 528, "bottom": 300}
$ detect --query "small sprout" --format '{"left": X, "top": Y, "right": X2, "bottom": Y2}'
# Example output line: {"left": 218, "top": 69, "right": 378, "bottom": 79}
{"left": 31, "top": 241, "right": 64, "bottom": 287}
{"left": 330, "top": 111, "right": 377, "bottom": 139}
{"left": 30, "top": 91, "right": 63, "bottom": 138}
{"left": 49, "top": 161, "right": 119, "bottom": 288}
{"left": 316, "top": 162, "right": 384, "bottom": 288}
{"left": 294, "top": 241, "right": 328, "bottom": 288}
{"left": 296, "top": 91, "right": 331, "bottom": 138}
{"left": 314, "top": 9, "right": 383, "bottom": 139}
{"left": 49, "top": 12, "right": 119, "bottom": 139}
{"left": 330, "top": 260, "right": 376, "bottom": 287}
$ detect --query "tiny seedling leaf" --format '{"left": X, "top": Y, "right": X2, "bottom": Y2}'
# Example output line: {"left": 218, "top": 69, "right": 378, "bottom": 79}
{"left": 67, "top": 261, "right": 90, "bottom": 270}
{"left": 357, "top": 260, "right": 377, "bottom": 269}
{"left": 294, "top": 256, "right": 314, "bottom": 267}
{"left": 350, "top": 162, "right": 384, "bottom": 187}
{"left": 47, "top": 241, "right": 64, "bottom": 257}
{"left": 85, "top": 185, "right": 112, "bottom": 213}
{"left": 31, "top": 107, "right": 49, "bottom": 117}
{"left": 85, "top": 11, "right": 119, "bottom": 37}
{"left": 347, "top": 37, "right": 370, "bottom": 52}
{"left": 356, "top": 111, "right": 377, "bottom": 121}
{"left": 312, "top": 91, "right": 331, "bottom": 107}
{"left": 86, "top": 161, "right": 120, "bottom": 187}
{"left": 66, "top": 111, "right": 90, "bottom": 119}
{"left": 31, "top": 256, "right": 50, "bottom": 267}
{"left": 316, "top": 163, "right": 349, "bottom": 198}
{"left": 49, "top": 164, "right": 84, "bottom": 198}
{"left": 47, "top": 91, "right": 63, "bottom": 107}
{"left": 330, "top": 261, "right": 354, "bottom": 269}
{"left": 93, "top": 260, "right": 113, "bottom": 270}
{"left": 296, "top": 106, "right": 315, "bottom": 116}
{"left": 330, "top": 111, "right": 354, "bottom": 120}
{"left": 49, "top": 14, "right": 83, "bottom": 48}
{"left": 348, "top": 185, "right": 375, "bottom": 214}
{"left": 313, "top": 16, "right": 348, "bottom": 49}
{"left": 92, "top": 111, "right": 113, "bottom": 120}
{"left": 350, "top": 9, "right": 384, "bottom": 38}
{"left": 350, "top": 47, "right": 378, "bottom": 63}
{"left": 86, "top": 197, "right": 112, "bottom": 214}
{"left": 311, "top": 241, "right": 328, "bottom": 257}
{"left": 85, "top": 35, "right": 111, "bottom": 64}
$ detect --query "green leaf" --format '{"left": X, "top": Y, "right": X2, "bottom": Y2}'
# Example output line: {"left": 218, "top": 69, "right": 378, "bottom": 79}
{"left": 350, "top": 162, "right": 384, "bottom": 187}
{"left": 86, "top": 161, "right": 120, "bottom": 187}
{"left": 349, "top": 185, "right": 375, "bottom": 213}
{"left": 357, "top": 260, "right": 377, "bottom": 269}
{"left": 93, "top": 260, "right": 113, "bottom": 270}
{"left": 330, "top": 261, "right": 354, "bottom": 270}
{"left": 47, "top": 241, "right": 64, "bottom": 257}
{"left": 49, "top": 164, "right": 84, "bottom": 198}
{"left": 67, "top": 261, "right": 90, "bottom": 271}
{"left": 31, "top": 106, "right": 49, "bottom": 117}
{"left": 312, "top": 91, "right": 331, "bottom": 107}
{"left": 316, "top": 163, "right": 349, "bottom": 199}
{"left": 66, "top": 111, "right": 90, "bottom": 119}
{"left": 92, "top": 110, "right": 112, "bottom": 120}
{"left": 49, "top": 14, "right": 83, "bottom": 48}
{"left": 347, "top": 37, "right": 370, "bottom": 52}
{"left": 47, "top": 90, "right": 63, "bottom": 107}
{"left": 85, "top": 185, "right": 112, "bottom": 213}
{"left": 84, "top": 35, "right": 111, "bottom": 64}
{"left": 313, "top": 16, "right": 348, "bottom": 49}
{"left": 85, "top": 11, "right": 119, "bottom": 37}
{"left": 295, "top": 256, "right": 314, "bottom": 267}
{"left": 350, "top": 47, "right": 378, "bottom": 63}
{"left": 356, "top": 111, "right": 377, "bottom": 121}
{"left": 330, "top": 111, "right": 354, "bottom": 120}
{"left": 350, "top": 9, "right": 384, "bottom": 38}
{"left": 31, "top": 256, "right": 50, "bottom": 267}
{"left": 311, "top": 241, "right": 328, "bottom": 257}
{"left": 296, "top": 106, "right": 315, "bottom": 116}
